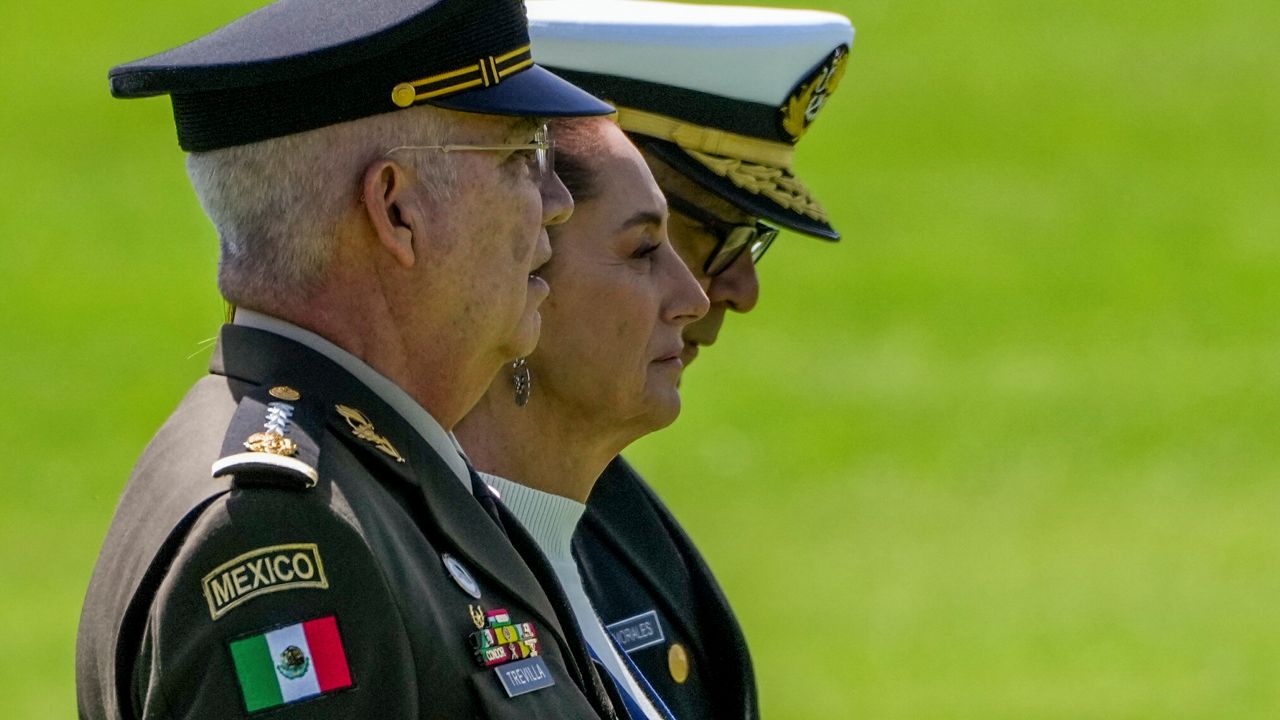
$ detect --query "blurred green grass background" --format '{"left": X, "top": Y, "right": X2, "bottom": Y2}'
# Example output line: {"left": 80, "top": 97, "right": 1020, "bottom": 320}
{"left": 1, "top": 0, "right": 1277, "bottom": 717}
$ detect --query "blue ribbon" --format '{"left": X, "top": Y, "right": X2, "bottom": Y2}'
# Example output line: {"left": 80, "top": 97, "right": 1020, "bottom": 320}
{"left": 587, "top": 638, "right": 678, "bottom": 720}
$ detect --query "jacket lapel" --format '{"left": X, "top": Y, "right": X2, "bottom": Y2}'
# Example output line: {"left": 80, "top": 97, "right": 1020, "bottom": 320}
{"left": 211, "top": 325, "right": 574, "bottom": 667}
{"left": 585, "top": 456, "right": 758, "bottom": 720}
{"left": 324, "top": 407, "right": 580, "bottom": 660}
{"left": 580, "top": 457, "right": 702, "bottom": 643}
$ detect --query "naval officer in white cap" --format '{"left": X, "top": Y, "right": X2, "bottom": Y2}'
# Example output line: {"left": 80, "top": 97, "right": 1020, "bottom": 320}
{"left": 525, "top": 2, "right": 854, "bottom": 718}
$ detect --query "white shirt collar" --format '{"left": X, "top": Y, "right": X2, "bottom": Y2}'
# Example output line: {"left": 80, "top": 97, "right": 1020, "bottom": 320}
{"left": 233, "top": 309, "right": 471, "bottom": 490}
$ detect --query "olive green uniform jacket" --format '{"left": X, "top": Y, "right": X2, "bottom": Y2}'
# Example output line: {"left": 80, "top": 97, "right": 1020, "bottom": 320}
{"left": 77, "top": 325, "right": 618, "bottom": 720}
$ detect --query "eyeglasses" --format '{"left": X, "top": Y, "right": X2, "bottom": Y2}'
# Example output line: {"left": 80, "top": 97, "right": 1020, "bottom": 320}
{"left": 385, "top": 123, "right": 554, "bottom": 181}
{"left": 665, "top": 193, "right": 778, "bottom": 276}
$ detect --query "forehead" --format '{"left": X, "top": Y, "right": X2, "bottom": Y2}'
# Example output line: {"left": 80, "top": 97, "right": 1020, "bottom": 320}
{"left": 593, "top": 133, "right": 665, "bottom": 212}
{"left": 433, "top": 107, "right": 542, "bottom": 139}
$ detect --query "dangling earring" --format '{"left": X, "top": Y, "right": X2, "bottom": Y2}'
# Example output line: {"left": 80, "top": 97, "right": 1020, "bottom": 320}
{"left": 511, "top": 358, "right": 531, "bottom": 407}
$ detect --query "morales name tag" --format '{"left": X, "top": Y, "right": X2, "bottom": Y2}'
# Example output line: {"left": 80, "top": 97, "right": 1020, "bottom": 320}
{"left": 494, "top": 656, "right": 555, "bottom": 697}
{"left": 606, "top": 610, "right": 665, "bottom": 654}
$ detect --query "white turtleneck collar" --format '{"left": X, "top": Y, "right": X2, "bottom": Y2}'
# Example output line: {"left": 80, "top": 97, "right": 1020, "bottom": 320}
{"left": 479, "top": 473, "right": 585, "bottom": 562}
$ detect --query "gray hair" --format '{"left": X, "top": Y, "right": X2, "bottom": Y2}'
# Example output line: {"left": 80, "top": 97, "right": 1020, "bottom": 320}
{"left": 187, "top": 107, "right": 457, "bottom": 308}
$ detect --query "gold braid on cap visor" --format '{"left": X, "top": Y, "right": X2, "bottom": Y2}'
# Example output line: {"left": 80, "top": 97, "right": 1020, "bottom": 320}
{"left": 390, "top": 44, "right": 534, "bottom": 107}
{"left": 614, "top": 106, "right": 828, "bottom": 223}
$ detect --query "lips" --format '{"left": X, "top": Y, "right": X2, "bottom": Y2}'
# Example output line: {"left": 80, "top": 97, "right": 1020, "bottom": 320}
{"left": 653, "top": 344, "right": 685, "bottom": 364}
{"left": 679, "top": 342, "right": 699, "bottom": 366}
{"left": 527, "top": 271, "right": 549, "bottom": 299}
{"left": 528, "top": 250, "right": 552, "bottom": 294}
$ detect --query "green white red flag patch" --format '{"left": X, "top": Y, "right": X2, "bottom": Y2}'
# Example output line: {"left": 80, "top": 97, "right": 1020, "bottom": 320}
{"left": 229, "top": 615, "right": 353, "bottom": 712}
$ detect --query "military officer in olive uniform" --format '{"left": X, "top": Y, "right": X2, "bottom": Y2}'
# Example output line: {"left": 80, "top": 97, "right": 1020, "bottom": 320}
{"left": 527, "top": 3, "right": 856, "bottom": 717}
{"left": 75, "top": 0, "right": 628, "bottom": 718}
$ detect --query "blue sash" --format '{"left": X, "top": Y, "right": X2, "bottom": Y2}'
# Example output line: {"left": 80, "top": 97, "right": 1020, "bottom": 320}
{"left": 587, "top": 638, "right": 678, "bottom": 720}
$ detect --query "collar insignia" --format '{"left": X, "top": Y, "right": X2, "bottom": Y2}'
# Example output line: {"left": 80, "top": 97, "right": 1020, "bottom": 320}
{"left": 335, "top": 404, "right": 406, "bottom": 464}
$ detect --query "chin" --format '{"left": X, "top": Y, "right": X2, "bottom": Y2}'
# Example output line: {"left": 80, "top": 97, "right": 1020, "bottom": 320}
{"left": 503, "top": 312, "right": 542, "bottom": 360}
{"left": 641, "top": 392, "right": 682, "bottom": 432}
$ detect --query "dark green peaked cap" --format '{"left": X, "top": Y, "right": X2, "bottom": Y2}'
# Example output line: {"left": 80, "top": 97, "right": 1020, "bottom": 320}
{"left": 110, "top": 0, "right": 613, "bottom": 151}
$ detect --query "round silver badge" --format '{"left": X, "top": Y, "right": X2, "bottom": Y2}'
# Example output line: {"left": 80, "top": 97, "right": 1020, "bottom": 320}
{"left": 441, "top": 552, "right": 481, "bottom": 599}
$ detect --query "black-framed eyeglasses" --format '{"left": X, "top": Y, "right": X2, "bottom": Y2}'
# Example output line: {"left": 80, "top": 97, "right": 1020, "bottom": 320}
{"left": 665, "top": 193, "right": 778, "bottom": 276}
{"left": 386, "top": 123, "right": 554, "bottom": 181}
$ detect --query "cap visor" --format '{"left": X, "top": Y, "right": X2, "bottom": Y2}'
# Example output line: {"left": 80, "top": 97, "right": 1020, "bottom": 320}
{"left": 639, "top": 138, "right": 840, "bottom": 241}
{"left": 429, "top": 64, "right": 613, "bottom": 117}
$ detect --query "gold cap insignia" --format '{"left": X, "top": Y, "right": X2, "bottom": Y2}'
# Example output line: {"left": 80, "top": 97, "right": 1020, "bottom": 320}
{"left": 780, "top": 45, "right": 849, "bottom": 143}
{"left": 335, "top": 404, "right": 406, "bottom": 464}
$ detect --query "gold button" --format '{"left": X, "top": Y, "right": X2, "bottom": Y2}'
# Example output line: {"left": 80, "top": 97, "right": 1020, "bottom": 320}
{"left": 391, "top": 83, "right": 417, "bottom": 108}
{"left": 667, "top": 643, "right": 689, "bottom": 684}
{"left": 268, "top": 386, "right": 301, "bottom": 401}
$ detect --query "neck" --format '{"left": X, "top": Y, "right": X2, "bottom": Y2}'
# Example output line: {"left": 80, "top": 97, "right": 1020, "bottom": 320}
{"left": 260, "top": 267, "right": 499, "bottom": 431}
{"left": 456, "top": 384, "right": 631, "bottom": 503}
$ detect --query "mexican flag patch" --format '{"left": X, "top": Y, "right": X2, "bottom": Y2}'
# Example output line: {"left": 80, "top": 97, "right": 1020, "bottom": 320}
{"left": 229, "top": 615, "right": 354, "bottom": 712}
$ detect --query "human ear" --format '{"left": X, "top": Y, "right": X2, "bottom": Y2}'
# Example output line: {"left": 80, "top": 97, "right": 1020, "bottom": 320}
{"left": 361, "top": 159, "right": 427, "bottom": 268}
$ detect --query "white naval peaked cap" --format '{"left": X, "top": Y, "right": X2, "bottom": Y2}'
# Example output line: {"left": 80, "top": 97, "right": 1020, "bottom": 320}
{"left": 526, "top": 0, "right": 855, "bottom": 240}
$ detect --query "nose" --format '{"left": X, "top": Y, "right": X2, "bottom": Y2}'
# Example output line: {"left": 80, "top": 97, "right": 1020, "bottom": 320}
{"left": 662, "top": 243, "right": 710, "bottom": 325}
{"left": 541, "top": 169, "right": 574, "bottom": 227}
{"left": 707, "top": 251, "right": 760, "bottom": 313}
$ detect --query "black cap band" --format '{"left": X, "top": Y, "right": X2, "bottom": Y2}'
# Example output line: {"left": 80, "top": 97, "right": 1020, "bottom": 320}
{"left": 110, "top": 0, "right": 610, "bottom": 151}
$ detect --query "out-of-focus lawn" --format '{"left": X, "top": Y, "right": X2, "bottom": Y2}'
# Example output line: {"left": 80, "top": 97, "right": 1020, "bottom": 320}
{"left": 1, "top": 0, "right": 1276, "bottom": 717}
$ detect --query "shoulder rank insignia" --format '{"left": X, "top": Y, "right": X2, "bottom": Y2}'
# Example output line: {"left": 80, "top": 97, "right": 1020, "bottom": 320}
{"left": 779, "top": 44, "right": 849, "bottom": 142}
{"left": 335, "top": 404, "right": 405, "bottom": 464}
{"left": 213, "top": 386, "right": 320, "bottom": 489}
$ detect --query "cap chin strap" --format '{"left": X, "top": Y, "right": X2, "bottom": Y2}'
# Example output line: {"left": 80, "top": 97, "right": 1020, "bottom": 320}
{"left": 614, "top": 106, "right": 794, "bottom": 169}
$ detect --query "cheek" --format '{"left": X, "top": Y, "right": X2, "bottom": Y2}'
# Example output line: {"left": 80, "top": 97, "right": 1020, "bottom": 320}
{"left": 507, "top": 197, "right": 541, "bottom": 265}
{"left": 599, "top": 282, "right": 663, "bottom": 379}
{"left": 459, "top": 174, "right": 541, "bottom": 269}
{"left": 544, "top": 274, "right": 651, "bottom": 369}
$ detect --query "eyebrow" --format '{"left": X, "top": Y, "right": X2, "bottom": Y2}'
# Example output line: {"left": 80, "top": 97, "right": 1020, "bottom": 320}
{"left": 506, "top": 116, "right": 544, "bottom": 140}
{"left": 618, "top": 210, "right": 666, "bottom": 232}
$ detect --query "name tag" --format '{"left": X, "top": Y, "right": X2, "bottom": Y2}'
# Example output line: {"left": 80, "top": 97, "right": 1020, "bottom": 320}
{"left": 495, "top": 657, "right": 556, "bottom": 697}
{"left": 606, "top": 610, "right": 665, "bottom": 654}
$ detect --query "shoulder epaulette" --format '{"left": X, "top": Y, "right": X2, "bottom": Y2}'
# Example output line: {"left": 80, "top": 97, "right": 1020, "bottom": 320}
{"left": 211, "top": 385, "right": 320, "bottom": 490}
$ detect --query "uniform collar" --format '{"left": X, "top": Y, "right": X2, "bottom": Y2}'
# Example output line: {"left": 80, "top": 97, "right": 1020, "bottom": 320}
{"left": 233, "top": 309, "right": 471, "bottom": 490}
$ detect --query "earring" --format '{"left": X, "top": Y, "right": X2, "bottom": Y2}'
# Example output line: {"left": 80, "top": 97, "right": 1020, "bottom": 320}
{"left": 511, "top": 358, "right": 531, "bottom": 407}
